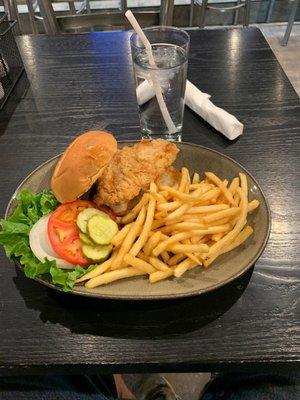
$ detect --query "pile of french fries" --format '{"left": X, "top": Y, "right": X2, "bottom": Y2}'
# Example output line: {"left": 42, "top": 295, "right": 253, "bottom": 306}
{"left": 77, "top": 168, "right": 260, "bottom": 289}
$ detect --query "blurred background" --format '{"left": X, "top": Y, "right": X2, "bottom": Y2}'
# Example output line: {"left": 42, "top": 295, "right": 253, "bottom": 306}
{"left": 1, "top": 0, "right": 299, "bottom": 34}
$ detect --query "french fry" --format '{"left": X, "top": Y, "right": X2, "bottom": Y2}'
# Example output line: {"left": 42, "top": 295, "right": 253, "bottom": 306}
{"left": 160, "top": 190, "right": 169, "bottom": 197}
{"left": 150, "top": 192, "right": 165, "bottom": 203}
{"left": 121, "top": 193, "right": 149, "bottom": 224}
{"left": 205, "top": 172, "right": 235, "bottom": 205}
{"left": 152, "top": 230, "right": 211, "bottom": 256}
{"left": 165, "top": 216, "right": 186, "bottom": 225}
{"left": 204, "top": 226, "right": 254, "bottom": 267}
{"left": 124, "top": 254, "right": 156, "bottom": 274}
{"left": 143, "top": 231, "right": 162, "bottom": 256}
{"left": 85, "top": 267, "right": 145, "bottom": 288}
{"left": 149, "top": 256, "right": 170, "bottom": 271}
{"left": 184, "top": 168, "right": 191, "bottom": 193}
{"left": 111, "top": 206, "right": 146, "bottom": 270}
{"left": 181, "top": 216, "right": 205, "bottom": 223}
{"left": 233, "top": 192, "right": 240, "bottom": 207}
{"left": 111, "top": 223, "right": 133, "bottom": 247}
{"left": 185, "top": 204, "right": 229, "bottom": 214}
{"left": 151, "top": 219, "right": 166, "bottom": 230}
{"left": 129, "top": 191, "right": 156, "bottom": 257}
{"left": 239, "top": 172, "right": 248, "bottom": 195}
{"left": 174, "top": 258, "right": 198, "bottom": 278}
{"left": 164, "top": 186, "right": 216, "bottom": 222}
{"left": 164, "top": 203, "right": 191, "bottom": 221}
{"left": 184, "top": 252, "right": 202, "bottom": 265}
{"left": 149, "top": 268, "right": 174, "bottom": 283}
{"left": 204, "top": 187, "right": 248, "bottom": 266}
{"left": 161, "top": 222, "right": 206, "bottom": 233}
{"left": 159, "top": 186, "right": 206, "bottom": 204}
{"left": 207, "top": 224, "right": 231, "bottom": 233}
{"left": 192, "top": 172, "right": 200, "bottom": 184}
{"left": 137, "top": 251, "right": 150, "bottom": 262}
{"left": 154, "top": 210, "right": 168, "bottom": 219}
{"left": 202, "top": 207, "right": 240, "bottom": 223}
{"left": 226, "top": 225, "right": 254, "bottom": 252}
{"left": 190, "top": 235, "right": 204, "bottom": 244}
{"left": 229, "top": 177, "right": 239, "bottom": 195}
{"left": 76, "top": 257, "right": 113, "bottom": 283}
{"left": 211, "top": 232, "right": 225, "bottom": 242}
{"left": 167, "top": 243, "right": 209, "bottom": 254}
{"left": 195, "top": 188, "right": 221, "bottom": 204}
{"left": 248, "top": 199, "right": 260, "bottom": 212}
{"left": 203, "top": 217, "right": 229, "bottom": 226}
{"left": 178, "top": 167, "right": 189, "bottom": 192}
{"left": 167, "top": 253, "right": 186, "bottom": 266}
{"left": 161, "top": 251, "right": 170, "bottom": 263}
{"left": 157, "top": 201, "right": 181, "bottom": 212}
{"left": 189, "top": 182, "right": 213, "bottom": 190}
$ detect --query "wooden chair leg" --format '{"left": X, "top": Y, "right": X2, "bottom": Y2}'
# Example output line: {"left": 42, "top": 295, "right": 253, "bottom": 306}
{"left": 199, "top": 0, "right": 208, "bottom": 28}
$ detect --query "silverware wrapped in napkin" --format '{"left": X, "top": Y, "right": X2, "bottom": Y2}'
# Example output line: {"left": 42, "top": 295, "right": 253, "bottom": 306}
{"left": 136, "top": 79, "right": 244, "bottom": 140}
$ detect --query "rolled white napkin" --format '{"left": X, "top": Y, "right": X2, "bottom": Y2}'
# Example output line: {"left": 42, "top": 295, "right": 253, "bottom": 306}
{"left": 136, "top": 79, "right": 244, "bottom": 140}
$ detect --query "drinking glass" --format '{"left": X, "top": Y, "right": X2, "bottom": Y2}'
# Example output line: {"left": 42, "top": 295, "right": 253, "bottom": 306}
{"left": 130, "top": 26, "right": 190, "bottom": 141}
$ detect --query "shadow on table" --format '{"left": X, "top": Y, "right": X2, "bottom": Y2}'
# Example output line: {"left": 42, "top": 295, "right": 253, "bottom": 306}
{"left": 14, "top": 266, "right": 253, "bottom": 339}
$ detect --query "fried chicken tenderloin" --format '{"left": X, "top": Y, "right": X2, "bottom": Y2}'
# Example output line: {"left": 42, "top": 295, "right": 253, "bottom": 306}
{"left": 94, "top": 139, "right": 179, "bottom": 214}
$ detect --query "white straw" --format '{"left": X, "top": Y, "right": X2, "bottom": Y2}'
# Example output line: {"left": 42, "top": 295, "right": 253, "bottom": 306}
{"left": 125, "top": 10, "right": 177, "bottom": 134}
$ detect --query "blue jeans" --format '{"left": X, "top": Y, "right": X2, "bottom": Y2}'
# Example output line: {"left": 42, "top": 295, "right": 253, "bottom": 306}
{"left": 0, "top": 372, "right": 298, "bottom": 399}
{"left": 0, "top": 375, "right": 117, "bottom": 399}
{"left": 202, "top": 372, "right": 299, "bottom": 400}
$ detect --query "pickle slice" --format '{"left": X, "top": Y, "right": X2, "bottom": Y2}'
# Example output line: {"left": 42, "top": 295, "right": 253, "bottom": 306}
{"left": 87, "top": 214, "right": 119, "bottom": 245}
{"left": 79, "top": 232, "right": 94, "bottom": 246}
{"left": 82, "top": 243, "right": 112, "bottom": 262}
{"left": 77, "top": 208, "right": 107, "bottom": 233}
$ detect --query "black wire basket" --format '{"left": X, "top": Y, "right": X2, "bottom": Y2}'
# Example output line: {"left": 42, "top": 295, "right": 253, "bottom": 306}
{"left": 0, "top": 12, "right": 24, "bottom": 110}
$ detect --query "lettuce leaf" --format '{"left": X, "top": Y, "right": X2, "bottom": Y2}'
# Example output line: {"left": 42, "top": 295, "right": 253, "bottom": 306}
{"left": 0, "top": 189, "right": 94, "bottom": 291}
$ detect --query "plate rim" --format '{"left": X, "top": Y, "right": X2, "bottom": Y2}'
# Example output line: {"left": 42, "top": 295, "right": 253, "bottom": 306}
{"left": 5, "top": 141, "right": 271, "bottom": 300}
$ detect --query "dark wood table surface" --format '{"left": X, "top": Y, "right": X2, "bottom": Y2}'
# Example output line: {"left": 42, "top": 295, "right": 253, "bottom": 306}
{"left": 0, "top": 27, "right": 299, "bottom": 375}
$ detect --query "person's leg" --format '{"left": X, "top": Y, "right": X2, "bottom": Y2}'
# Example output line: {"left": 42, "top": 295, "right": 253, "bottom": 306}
{"left": 0, "top": 374, "right": 117, "bottom": 400}
{"left": 201, "top": 371, "right": 299, "bottom": 400}
{"left": 114, "top": 374, "right": 136, "bottom": 399}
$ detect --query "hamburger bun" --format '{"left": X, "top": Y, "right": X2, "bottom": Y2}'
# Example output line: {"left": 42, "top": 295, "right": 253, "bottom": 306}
{"left": 51, "top": 130, "right": 117, "bottom": 203}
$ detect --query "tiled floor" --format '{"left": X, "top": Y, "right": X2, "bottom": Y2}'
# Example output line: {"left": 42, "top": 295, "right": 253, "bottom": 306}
{"left": 260, "top": 23, "right": 300, "bottom": 96}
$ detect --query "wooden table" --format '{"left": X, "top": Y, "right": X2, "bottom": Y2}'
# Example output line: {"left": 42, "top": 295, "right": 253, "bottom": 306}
{"left": 0, "top": 28, "right": 299, "bottom": 375}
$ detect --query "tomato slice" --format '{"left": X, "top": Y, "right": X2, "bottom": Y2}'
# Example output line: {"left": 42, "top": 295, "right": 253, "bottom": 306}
{"left": 47, "top": 200, "right": 97, "bottom": 266}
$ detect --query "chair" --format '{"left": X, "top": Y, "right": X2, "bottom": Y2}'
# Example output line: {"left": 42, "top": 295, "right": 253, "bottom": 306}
{"left": 26, "top": 0, "right": 91, "bottom": 34}
{"left": 25, "top": 0, "right": 172, "bottom": 34}
{"left": 196, "top": 0, "right": 252, "bottom": 28}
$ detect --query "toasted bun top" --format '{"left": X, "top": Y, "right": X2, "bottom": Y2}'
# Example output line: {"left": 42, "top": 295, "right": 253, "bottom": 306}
{"left": 51, "top": 130, "right": 117, "bottom": 203}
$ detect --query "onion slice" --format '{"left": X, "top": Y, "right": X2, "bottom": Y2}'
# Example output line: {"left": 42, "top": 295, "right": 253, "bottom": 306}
{"left": 29, "top": 215, "right": 75, "bottom": 269}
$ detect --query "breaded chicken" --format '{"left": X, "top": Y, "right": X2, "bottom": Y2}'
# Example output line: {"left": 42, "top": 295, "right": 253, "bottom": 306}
{"left": 156, "top": 166, "right": 181, "bottom": 187}
{"left": 94, "top": 139, "right": 179, "bottom": 210}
